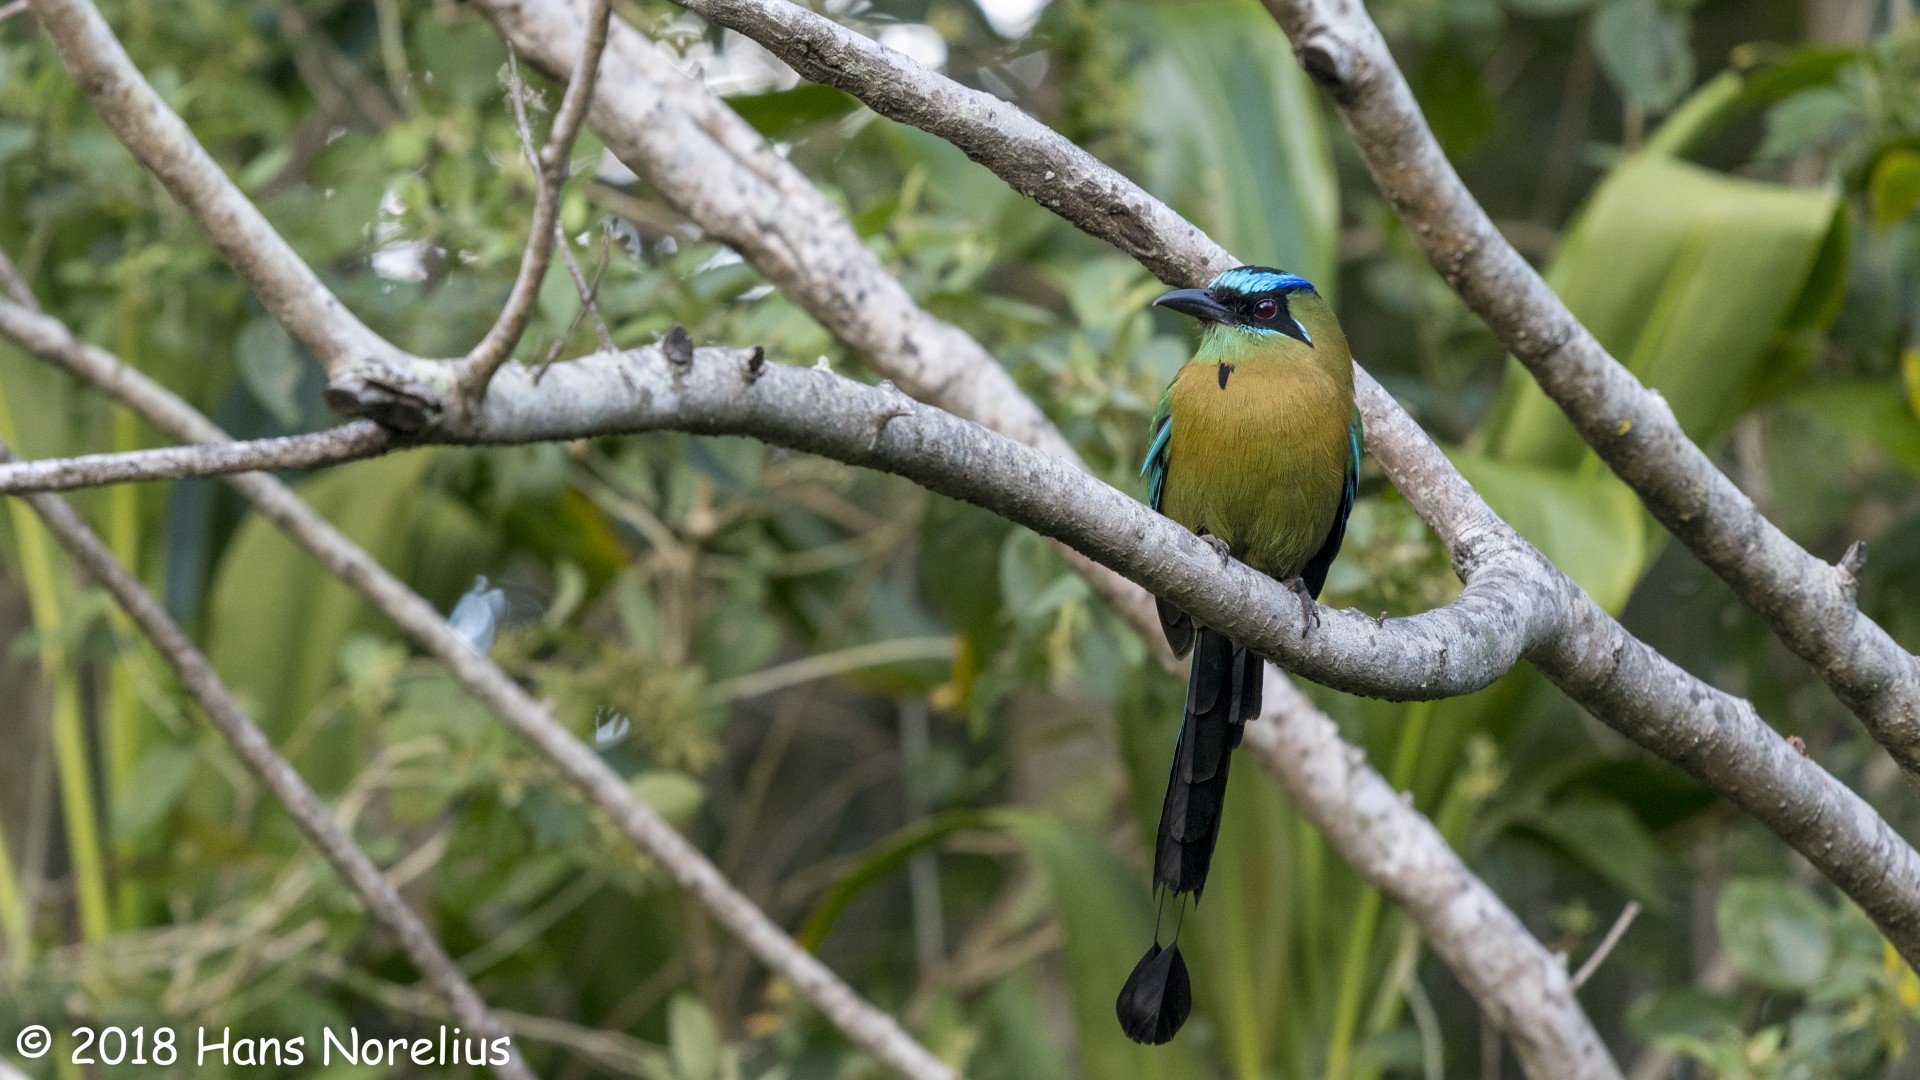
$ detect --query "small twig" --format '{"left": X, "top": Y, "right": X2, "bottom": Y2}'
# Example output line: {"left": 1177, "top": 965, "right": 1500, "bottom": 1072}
{"left": 459, "top": 0, "right": 613, "bottom": 402}
{"left": 0, "top": 1, "right": 29, "bottom": 24}
{"left": 0, "top": 439, "right": 539, "bottom": 1080}
{"left": 558, "top": 220, "right": 615, "bottom": 352}
{"left": 532, "top": 223, "right": 613, "bottom": 382}
{"left": 0, "top": 422, "right": 392, "bottom": 494}
{"left": 0, "top": 246, "right": 37, "bottom": 310}
{"left": 705, "top": 637, "right": 956, "bottom": 704}
{"left": 1569, "top": 900, "right": 1641, "bottom": 990}
{"left": 1403, "top": 967, "right": 1445, "bottom": 1080}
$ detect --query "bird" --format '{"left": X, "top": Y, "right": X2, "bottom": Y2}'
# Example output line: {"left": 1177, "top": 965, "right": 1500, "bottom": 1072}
{"left": 1116, "top": 266, "right": 1361, "bottom": 1046}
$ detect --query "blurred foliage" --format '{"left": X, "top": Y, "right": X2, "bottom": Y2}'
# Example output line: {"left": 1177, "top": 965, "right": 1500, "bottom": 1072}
{"left": 5, "top": 0, "right": 1920, "bottom": 1077}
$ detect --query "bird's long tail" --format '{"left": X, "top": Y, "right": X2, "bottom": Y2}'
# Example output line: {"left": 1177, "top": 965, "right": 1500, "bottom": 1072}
{"left": 1116, "top": 626, "right": 1262, "bottom": 1045}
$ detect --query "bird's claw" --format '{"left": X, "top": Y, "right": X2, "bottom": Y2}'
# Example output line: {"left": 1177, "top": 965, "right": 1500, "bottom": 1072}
{"left": 1283, "top": 577, "right": 1319, "bottom": 635}
{"left": 1201, "top": 534, "right": 1233, "bottom": 566}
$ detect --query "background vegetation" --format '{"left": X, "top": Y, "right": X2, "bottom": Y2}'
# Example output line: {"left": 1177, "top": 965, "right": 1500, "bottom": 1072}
{"left": 4, "top": 0, "right": 1920, "bottom": 1076}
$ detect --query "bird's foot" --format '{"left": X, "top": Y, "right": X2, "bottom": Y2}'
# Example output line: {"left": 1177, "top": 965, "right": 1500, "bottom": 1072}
{"left": 1200, "top": 534, "right": 1232, "bottom": 567}
{"left": 1283, "top": 577, "right": 1319, "bottom": 635}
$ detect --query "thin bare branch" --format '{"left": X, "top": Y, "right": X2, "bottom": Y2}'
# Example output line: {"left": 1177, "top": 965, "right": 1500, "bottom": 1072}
{"left": 555, "top": 222, "right": 615, "bottom": 353}
{"left": 0, "top": 1, "right": 29, "bottom": 25}
{"left": 458, "top": 0, "right": 613, "bottom": 402}
{"left": 0, "top": 423, "right": 392, "bottom": 493}
{"left": 1570, "top": 901, "right": 1641, "bottom": 991}
{"left": 1258, "top": 0, "right": 1920, "bottom": 774}
{"left": 0, "top": 440, "right": 539, "bottom": 1080}
{"left": 0, "top": 247, "right": 34, "bottom": 309}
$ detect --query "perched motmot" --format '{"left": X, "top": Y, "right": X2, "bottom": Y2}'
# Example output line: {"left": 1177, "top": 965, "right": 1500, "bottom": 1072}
{"left": 1116, "top": 266, "right": 1361, "bottom": 1045}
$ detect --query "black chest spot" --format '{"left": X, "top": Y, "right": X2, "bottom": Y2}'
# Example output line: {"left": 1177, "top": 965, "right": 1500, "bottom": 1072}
{"left": 1217, "top": 363, "right": 1234, "bottom": 389}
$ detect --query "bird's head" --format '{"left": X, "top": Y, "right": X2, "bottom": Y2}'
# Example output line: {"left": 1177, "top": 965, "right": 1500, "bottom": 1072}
{"left": 1152, "top": 266, "right": 1319, "bottom": 347}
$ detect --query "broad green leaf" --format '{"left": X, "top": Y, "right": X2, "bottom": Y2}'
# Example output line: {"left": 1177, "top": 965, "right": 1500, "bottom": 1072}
{"left": 1791, "top": 379, "right": 1920, "bottom": 474}
{"left": 796, "top": 809, "right": 1001, "bottom": 951}
{"left": 1758, "top": 87, "right": 1856, "bottom": 163}
{"left": 1124, "top": 0, "right": 1338, "bottom": 288}
{"left": 234, "top": 316, "right": 303, "bottom": 427}
{"left": 110, "top": 742, "right": 198, "bottom": 839}
{"left": 1415, "top": 40, "right": 1496, "bottom": 158}
{"left": 631, "top": 771, "right": 706, "bottom": 827}
{"left": 668, "top": 993, "right": 723, "bottom": 1080}
{"left": 1448, "top": 450, "right": 1646, "bottom": 612}
{"left": 1626, "top": 987, "right": 1741, "bottom": 1041}
{"left": 1593, "top": 0, "right": 1694, "bottom": 112}
{"left": 207, "top": 452, "right": 437, "bottom": 773}
{"left": 1486, "top": 153, "right": 1843, "bottom": 470}
{"left": 1528, "top": 796, "right": 1666, "bottom": 909}
{"left": 1871, "top": 148, "right": 1920, "bottom": 229}
{"left": 1505, "top": 0, "right": 1596, "bottom": 15}
{"left": 1716, "top": 878, "right": 1832, "bottom": 990}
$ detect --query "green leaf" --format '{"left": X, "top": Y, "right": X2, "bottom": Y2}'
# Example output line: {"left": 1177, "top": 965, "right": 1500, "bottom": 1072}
{"left": 797, "top": 809, "right": 1001, "bottom": 951}
{"left": 1791, "top": 379, "right": 1920, "bottom": 474}
{"left": 1593, "top": 0, "right": 1694, "bottom": 112}
{"left": 110, "top": 742, "right": 198, "bottom": 839}
{"left": 668, "top": 993, "right": 722, "bottom": 1080}
{"left": 1626, "top": 987, "right": 1741, "bottom": 1042}
{"left": 1870, "top": 148, "right": 1920, "bottom": 229}
{"left": 1448, "top": 451, "right": 1646, "bottom": 612}
{"left": 207, "top": 453, "right": 438, "bottom": 779}
{"left": 1124, "top": 0, "right": 1338, "bottom": 288}
{"left": 1415, "top": 40, "right": 1496, "bottom": 158}
{"left": 1716, "top": 877, "right": 1833, "bottom": 989}
{"left": 234, "top": 316, "right": 304, "bottom": 427}
{"left": 1758, "top": 87, "right": 1856, "bottom": 162}
{"left": 1485, "top": 153, "right": 1844, "bottom": 469}
{"left": 1528, "top": 796, "right": 1666, "bottom": 909}
{"left": 631, "top": 771, "right": 706, "bottom": 827}
{"left": 1503, "top": 0, "right": 1596, "bottom": 16}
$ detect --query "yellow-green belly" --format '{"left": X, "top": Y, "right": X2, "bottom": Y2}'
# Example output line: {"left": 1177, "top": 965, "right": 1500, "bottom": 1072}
{"left": 1161, "top": 361, "right": 1351, "bottom": 580}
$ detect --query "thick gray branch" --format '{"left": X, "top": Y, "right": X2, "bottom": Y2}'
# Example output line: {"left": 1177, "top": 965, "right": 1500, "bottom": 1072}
{"left": 0, "top": 443, "right": 538, "bottom": 1080}
{"left": 1260, "top": 0, "right": 1920, "bottom": 772}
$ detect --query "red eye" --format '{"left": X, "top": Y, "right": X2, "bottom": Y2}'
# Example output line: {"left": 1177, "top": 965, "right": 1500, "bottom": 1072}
{"left": 1253, "top": 298, "right": 1279, "bottom": 321}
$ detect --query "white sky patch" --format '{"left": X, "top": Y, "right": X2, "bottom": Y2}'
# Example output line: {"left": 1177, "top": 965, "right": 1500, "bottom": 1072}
{"left": 597, "top": 147, "right": 638, "bottom": 185}
{"left": 877, "top": 23, "right": 947, "bottom": 73}
{"left": 661, "top": 19, "right": 801, "bottom": 97}
{"left": 371, "top": 240, "right": 441, "bottom": 284}
{"left": 694, "top": 247, "right": 745, "bottom": 274}
{"left": 975, "top": 0, "right": 1049, "bottom": 39}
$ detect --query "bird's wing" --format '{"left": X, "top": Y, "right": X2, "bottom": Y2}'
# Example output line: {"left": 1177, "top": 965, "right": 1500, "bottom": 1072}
{"left": 1299, "top": 409, "right": 1362, "bottom": 599}
{"left": 1142, "top": 383, "right": 1174, "bottom": 514}
{"left": 1142, "top": 382, "right": 1193, "bottom": 658}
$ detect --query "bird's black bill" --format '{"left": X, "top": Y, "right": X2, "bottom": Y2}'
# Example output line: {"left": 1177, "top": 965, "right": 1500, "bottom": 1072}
{"left": 1116, "top": 940, "right": 1193, "bottom": 1045}
{"left": 1152, "top": 288, "right": 1234, "bottom": 323}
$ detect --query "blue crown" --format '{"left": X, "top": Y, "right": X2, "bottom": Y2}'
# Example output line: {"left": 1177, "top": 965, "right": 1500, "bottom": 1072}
{"left": 1208, "top": 267, "right": 1314, "bottom": 296}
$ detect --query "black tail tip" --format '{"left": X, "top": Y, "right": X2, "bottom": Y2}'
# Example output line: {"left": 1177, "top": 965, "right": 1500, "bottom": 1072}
{"left": 1115, "top": 940, "right": 1192, "bottom": 1045}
